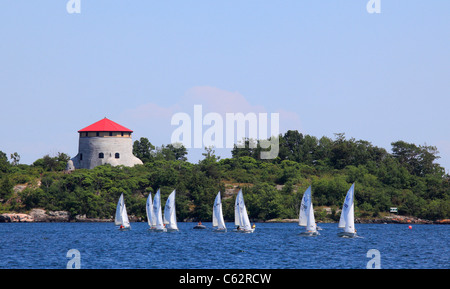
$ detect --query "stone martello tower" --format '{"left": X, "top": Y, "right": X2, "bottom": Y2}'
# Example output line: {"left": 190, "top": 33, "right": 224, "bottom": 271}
{"left": 66, "top": 117, "right": 143, "bottom": 170}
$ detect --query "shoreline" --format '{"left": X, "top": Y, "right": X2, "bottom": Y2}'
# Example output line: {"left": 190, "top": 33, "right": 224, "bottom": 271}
{"left": 1, "top": 209, "right": 448, "bottom": 224}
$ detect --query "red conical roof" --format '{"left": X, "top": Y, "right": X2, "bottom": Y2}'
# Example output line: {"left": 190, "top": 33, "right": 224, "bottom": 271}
{"left": 78, "top": 117, "right": 133, "bottom": 133}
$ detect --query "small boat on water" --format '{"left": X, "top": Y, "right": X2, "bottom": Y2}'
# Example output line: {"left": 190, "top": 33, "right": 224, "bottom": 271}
{"left": 146, "top": 192, "right": 156, "bottom": 230}
{"left": 299, "top": 186, "right": 319, "bottom": 237}
{"left": 164, "top": 190, "right": 179, "bottom": 232}
{"left": 337, "top": 183, "right": 357, "bottom": 238}
{"left": 233, "top": 190, "right": 255, "bottom": 233}
{"left": 115, "top": 193, "right": 131, "bottom": 231}
{"left": 193, "top": 223, "right": 207, "bottom": 229}
{"left": 212, "top": 192, "right": 227, "bottom": 232}
{"left": 152, "top": 189, "right": 167, "bottom": 232}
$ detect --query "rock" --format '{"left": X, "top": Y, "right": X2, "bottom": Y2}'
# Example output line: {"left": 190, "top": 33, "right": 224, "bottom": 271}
{"left": 13, "top": 184, "right": 27, "bottom": 194}
{"left": 436, "top": 219, "right": 450, "bottom": 224}
{"left": 29, "top": 209, "right": 70, "bottom": 222}
{"left": 377, "top": 214, "right": 433, "bottom": 224}
{"left": 29, "top": 209, "right": 48, "bottom": 222}
{"left": 75, "top": 214, "right": 87, "bottom": 221}
{"left": 47, "top": 211, "right": 70, "bottom": 222}
{"left": 74, "top": 214, "right": 112, "bottom": 222}
{"left": 0, "top": 213, "right": 34, "bottom": 223}
{"left": 1, "top": 209, "right": 112, "bottom": 222}
{"left": 266, "top": 218, "right": 298, "bottom": 223}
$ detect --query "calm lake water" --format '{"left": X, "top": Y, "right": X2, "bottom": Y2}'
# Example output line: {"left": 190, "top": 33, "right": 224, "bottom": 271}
{"left": 0, "top": 222, "right": 448, "bottom": 269}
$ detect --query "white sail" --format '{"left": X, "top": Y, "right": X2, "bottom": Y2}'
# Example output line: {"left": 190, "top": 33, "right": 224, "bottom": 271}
{"left": 164, "top": 190, "right": 178, "bottom": 231}
{"left": 234, "top": 190, "right": 252, "bottom": 231}
{"left": 306, "top": 201, "right": 317, "bottom": 232}
{"left": 299, "top": 186, "right": 317, "bottom": 232}
{"left": 213, "top": 192, "right": 226, "bottom": 230}
{"left": 299, "top": 186, "right": 311, "bottom": 226}
{"left": 115, "top": 193, "right": 130, "bottom": 228}
{"left": 146, "top": 192, "right": 156, "bottom": 227}
{"left": 122, "top": 202, "right": 130, "bottom": 228}
{"left": 234, "top": 190, "right": 241, "bottom": 227}
{"left": 153, "top": 189, "right": 165, "bottom": 230}
{"left": 115, "top": 193, "right": 123, "bottom": 226}
{"left": 338, "top": 183, "right": 355, "bottom": 234}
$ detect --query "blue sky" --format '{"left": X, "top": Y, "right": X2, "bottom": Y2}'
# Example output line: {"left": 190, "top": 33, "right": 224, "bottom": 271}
{"left": 1, "top": 1, "right": 449, "bottom": 171}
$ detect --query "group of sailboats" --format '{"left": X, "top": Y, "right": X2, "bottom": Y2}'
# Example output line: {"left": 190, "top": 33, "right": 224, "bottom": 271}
{"left": 193, "top": 189, "right": 255, "bottom": 233}
{"left": 210, "top": 189, "right": 256, "bottom": 233}
{"left": 115, "top": 190, "right": 178, "bottom": 232}
{"left": 299, "top": 183, "right": 358, "bottom": 238}
{"left": 115, "top": 189, "right": 255, "bottom": 233}
{"left": 116, "top": 183, "right": 357, "bottom": 238}
{"left": 146, "top": 189, "right": 178, "bottom": 232}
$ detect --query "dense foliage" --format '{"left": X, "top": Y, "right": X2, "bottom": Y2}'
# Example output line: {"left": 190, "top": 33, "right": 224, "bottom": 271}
{"left": 0, "top": 131, "right": 449, "bottom": 222}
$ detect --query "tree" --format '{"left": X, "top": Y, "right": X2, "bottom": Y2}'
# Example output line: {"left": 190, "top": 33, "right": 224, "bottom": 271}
{"left": 0, "top": 151, "right": 10, "bottom": 174}
{"left": 159, "top": 143, "right": 188, "bottom": 161}
{"left": 200, "top": 146, "right": 221, "bottom": 179}
{"left": 10, "top": 152, "right": 20, "bottom": 166}
{"left": 329, "top": 133, "right": 354, "bottom": 169}
{"left": 133, "top": 137, "right": 155, "bottom": 163}
{"left": 231, "top": 138, "right": 259, "bottom": 159}
{"left": 391, "top": 141, "right": 444, "bottom": 177}
{"left": 278, "top": 130, "right": 304, "bottom": 162}
{"left": 33, "top": 153, "right": 70, "bottom": 171}
{"left": 0, "top": 175, "right": 13, "bottom": 201}
{"left": 1, "top": 132, "right": 449, "bottom": 221}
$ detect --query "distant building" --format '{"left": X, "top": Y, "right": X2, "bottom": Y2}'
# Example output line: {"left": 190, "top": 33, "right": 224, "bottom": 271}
{"left": 66, "top": 117, "right": 143, "bottom": 170}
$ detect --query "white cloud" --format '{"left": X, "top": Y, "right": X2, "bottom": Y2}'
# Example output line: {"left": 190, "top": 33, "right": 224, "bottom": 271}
{"left": 181, "top": 86, "right": 266, "bottom": 115}
{"left": 122, "top": 102, "right": 179, "bottom": 120}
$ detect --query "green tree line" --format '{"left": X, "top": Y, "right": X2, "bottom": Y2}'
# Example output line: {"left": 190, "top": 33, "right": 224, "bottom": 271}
{"left": 0, "top": 131, "right": 449, "bottom": 221}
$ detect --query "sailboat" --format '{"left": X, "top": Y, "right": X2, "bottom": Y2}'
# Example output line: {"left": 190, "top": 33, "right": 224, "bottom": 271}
{"left": 146, "top": 192, "right": 156, "bottom": 230}
{"left": 164, "top": 190, "right": 179, "bottom": 232}
{"left": 233, "top": 189, "right": 255, "bottom": 233}
{"left": 115, "top": 193, "right": 130, "bottom": 230}
{"left": 299, "top": 186, "right": 319, "bottom": 236}
{"left": 337, "top": 183, "right": 357, "bottom": 238}
{"left": 152, "top": 189, "right": 167, "bottom": 232}
{"left": 212, "top": 191, "right": 227, "bottom": 232}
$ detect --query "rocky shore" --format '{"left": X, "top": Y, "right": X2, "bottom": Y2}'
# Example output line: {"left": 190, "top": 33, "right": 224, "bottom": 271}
{"left": 0, "top": 209, "right": 112, "bottom": 223}
{"left": 1, "top": 210, "right": 449, "bottom": 224}
{"left": 266, "top": 215, "right": 450, "bottom": 225}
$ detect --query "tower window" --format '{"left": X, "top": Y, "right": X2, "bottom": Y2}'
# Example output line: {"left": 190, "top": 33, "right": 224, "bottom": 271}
{"left": 79, "top": 153, "right": 83, "bottom": 161}
{"left": 115, "top": 153, "right": 120, "bottom": 159}
{"left": 99, "top": 153, "right": 104, "bottom": 159}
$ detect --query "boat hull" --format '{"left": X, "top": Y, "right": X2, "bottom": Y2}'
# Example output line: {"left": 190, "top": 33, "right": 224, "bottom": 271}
{"left": 149, "top": 227, "right": 167, "bottom": 232}
{"left": 299, "top": 231, "right": 319, "bottom": 237}
{"left": 193, "top": 225, "right": 207, "bottom": 229}
{"left": 233, "top": 228, "right": 255, "bottom": 233}
{"left": 337, "top": 232, "right": 357, "bottom": 238}
{"left": 213, "top": 228, "right": 227, "bottom": 233}
{"left": 118, "top": 226, "right": 131, "bottom": 231}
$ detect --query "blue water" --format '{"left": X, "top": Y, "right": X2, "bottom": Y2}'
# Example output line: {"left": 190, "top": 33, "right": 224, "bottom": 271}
{"left": 0, "top": 222, "right": 448, "bottom": 269}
